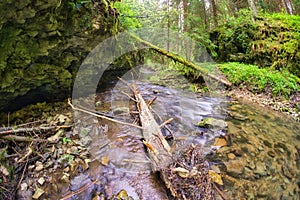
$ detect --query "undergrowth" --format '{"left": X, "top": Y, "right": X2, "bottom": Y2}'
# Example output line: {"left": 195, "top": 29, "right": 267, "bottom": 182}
{"left": 218, "top": 62, "right": 300, "bottom": 98}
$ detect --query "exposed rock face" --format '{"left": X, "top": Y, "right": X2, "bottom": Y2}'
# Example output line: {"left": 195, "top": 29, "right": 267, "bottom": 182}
{"left": 0, "top": 0, "right": 118, "bottom": 111}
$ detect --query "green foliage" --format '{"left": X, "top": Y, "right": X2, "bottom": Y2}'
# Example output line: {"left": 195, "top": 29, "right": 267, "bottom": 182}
{"left": 218, "top": 62, "right": 300, "bottom": 98}
{"left": 62, "top": 137, "right": 73, "bottom": 144}
{"left": 211, "top": 10, "right": 300, "bottom": 77}
{"left": 114, "top": 0, "right": 142, "bottom": 29}
{"left": 59, "top": 154, "right": 74, "bottom": 163}
{"left": 68, "top": 0, "right": 92, "bottom": 10}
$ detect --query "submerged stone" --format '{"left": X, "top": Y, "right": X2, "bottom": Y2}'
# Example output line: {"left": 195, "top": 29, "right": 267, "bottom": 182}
{"left": 224, "top": 159, "right": 246, "bottom": 176}
{"left": 196, "top": 118, "right": 227, "bottom": 129}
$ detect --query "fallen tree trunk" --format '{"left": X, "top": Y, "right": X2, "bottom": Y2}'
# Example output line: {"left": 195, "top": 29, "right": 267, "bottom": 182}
{"left": 94, "top": 78, "right": 221, "bottom": 199}
{"left": 130, "top": 33, "right": 232, "bottom": 87}
{"left": 129, "top": 83, "right": 215, "bottom": 199}
{"left": 132, "top": 84, "right": 173, "bottom": 171}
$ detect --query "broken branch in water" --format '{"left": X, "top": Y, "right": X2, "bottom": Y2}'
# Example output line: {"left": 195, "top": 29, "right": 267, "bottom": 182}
{"left": 120, "top": 91, "right": 137, "bottom": 102}
{"left": 68, "top": 99, "right": 143, "bottom": 129}
{"left": 147, "top": 96, "right": 157, "bottom": 107}
{"left": 159, "top": 118, "right": 174, "bottom": 128}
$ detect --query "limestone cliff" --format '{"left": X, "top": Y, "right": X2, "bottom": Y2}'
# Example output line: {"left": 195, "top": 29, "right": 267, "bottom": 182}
{"left": 0, "top": 0, "right": 118, "bottom": 111}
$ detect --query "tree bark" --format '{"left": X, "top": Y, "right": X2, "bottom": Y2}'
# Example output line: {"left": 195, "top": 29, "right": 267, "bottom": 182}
{"left": 281, "top": 0, "right": 290, "bottom": 14}
{"left": 210, "top": 0, "right": 218, "bottom": 28}
{"left": 131, "top": 84, "right": 172, "bottom": 171}
{"left": 247, "top": 0, "right": 258, "bottom": 20}
{"left": 183, "top": 0, "right": 191, "bottom": 60}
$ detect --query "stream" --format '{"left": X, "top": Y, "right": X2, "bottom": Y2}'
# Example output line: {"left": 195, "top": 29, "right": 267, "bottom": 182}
{"left": 34, "top": 67, "right": 299, "bottom": 199}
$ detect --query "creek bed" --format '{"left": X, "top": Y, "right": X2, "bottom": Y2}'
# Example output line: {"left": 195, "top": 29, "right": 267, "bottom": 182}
{"left": 71, "top": 77, "right": 299, "bottom": 199}
{"left": 17, "top": 67, "right": 299, "bottom": 199}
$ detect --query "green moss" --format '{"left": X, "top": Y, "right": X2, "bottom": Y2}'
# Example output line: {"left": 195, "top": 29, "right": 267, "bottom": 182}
{"left": 211, "top": 11, "right": 300, "bottom": 77}
{"left": 218, "top": 62, "right": 300, "bottom": 98}
{"left": 0, "top": 0, "right": 119, "bottom": 111}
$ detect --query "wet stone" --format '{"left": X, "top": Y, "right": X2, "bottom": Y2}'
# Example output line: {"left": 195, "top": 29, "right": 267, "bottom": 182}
{"left": 20, "top": 182, "right": 28, "bottom": 191}
{"left": 227, "top": 153, "right": 236, "bottom": 160}
{"left": 263, "top": 140, "right": 272, "bottom": 148}
{"left": 224, "top": 159, "right": 246, "bottom": 176}
{"left": 248, "top": 160, "right": 255, "bottom": 170}
{"left": 196, "top": 118, "right": 227, "bottom": 129}
{"left": 60, "top": 173, "right": 70, "bottom": 183}
{"left": 217, "top": 146, "right": 231, "bottom": 154}
{"left": 32, "top": 187, "right": 44, "bottom": 199}
{"left": 254, "top": 161, "right": 266, "bottom": 176}
{"left": 35, "top": 161, "right": 44, "bottom": 172}
{"left": 213, "top": 137, "right": 227, "bottom": 147}
{"left": 267, "top": 150, "right": 276, "bottom": 157}
{"left": 44, "top": 160, "right": 54, "bottom": 169}
{"left": 81, "top": 135, "right": 93, "bottom": 146}
{"left": 38, "top": 177, "right": 45, "bottom": 185}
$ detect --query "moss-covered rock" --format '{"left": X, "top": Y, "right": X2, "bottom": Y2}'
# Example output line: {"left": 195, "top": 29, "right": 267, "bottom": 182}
{"left": 0, "top": 0, "right": 119, "bottom": 111}
{"left": 210, "top": 11, "right": 300, "bottom": 77}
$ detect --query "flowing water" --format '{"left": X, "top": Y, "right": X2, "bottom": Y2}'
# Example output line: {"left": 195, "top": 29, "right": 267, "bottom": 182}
{"left": 51, "top": 66, "right": 300, "bottom": 199}
{"left": 67, "top": 79, "right": 299, "bottom": 199}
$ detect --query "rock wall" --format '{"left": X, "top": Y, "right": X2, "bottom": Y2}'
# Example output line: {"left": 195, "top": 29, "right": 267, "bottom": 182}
{"left": 0, "top": 0, "right": 119, "bottom": 111}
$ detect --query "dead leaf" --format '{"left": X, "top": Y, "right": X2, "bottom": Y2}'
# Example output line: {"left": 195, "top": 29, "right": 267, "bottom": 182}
{"left": 172, "top": 167, "right": 190, "bottom": 178}
{"left": 32, "top": 187, "right": 44, "bottom": 199}
{"left": 213, "top": 137, "right": 227, "bottom": 147}
{"left": 209, "top": 170, "right": 223, "bottom": 185}
{"left": 0, "top": 165, "right": 9, "bottom": 176}
{"left": 101, "top": 156, "right": 109, "bottom": 166}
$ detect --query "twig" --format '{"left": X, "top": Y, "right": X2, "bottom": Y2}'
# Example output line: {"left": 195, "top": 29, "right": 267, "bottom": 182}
{"left": 68, "top": 99, "right": 143, "bottom": 129}
{"left": 18, "top": 147, "right": 33, "bottom": 163}
{"left": 76, "top": 104, "right": 119, "bottom": 119}
{"left": 17, "top": 157, "right": 29, "bottom": 190}
{"left": 0, "top": 125, "right": 71, "bottom": 136}
{"left": 117, "top": 77, "right": 135, "bottom": 91}
{"left": 1, "top": 135, "right": 46, "bottom": 142}
{"left": 120, "top": 91, "right": 137, "bottom": 102}
{"left": 60, "top": 179, "right": 98, "bottom": 200}
{"left": 151, "top": 108, "right": 174, "bottom": 139}
{"left": 123, "top": 159, "right": 150, "bottom": 163}
{"left": 213, "top": 182, "right": 228, "bottom": 200}
{"left": 147, "top": 96, "right": 157, "bottom": 107}
{"left": 16, "top": 120, "right": 44, "bottom": 127}
{"left": 159, "top": 118, "right": 174, "bottom": 128}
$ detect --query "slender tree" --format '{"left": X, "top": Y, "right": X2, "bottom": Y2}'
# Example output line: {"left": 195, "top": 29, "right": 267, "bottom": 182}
{"left": 210, "top": 0, "right": 218, "bottom": 27}
{"left": 248, "top": 0, "right": 258, "bottom": 19}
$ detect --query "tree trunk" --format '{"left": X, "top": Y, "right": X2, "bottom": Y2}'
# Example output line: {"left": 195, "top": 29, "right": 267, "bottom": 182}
{"left": 210, "top": 0, "right": 218, "bottom": 28}
{"left": 132, "top": 84, "right": 172, "bottom": 171}
{"left": 247, "top": 0, "right": 258, "bottom": 19}
{"left": 281, "top": 0, "right": 289, "bottom": 13}
{"left": 201, "top": 1, "right": 208, "bottom": 29}
{"left": 183, "top": 0, "right": 191, "bottom": 60}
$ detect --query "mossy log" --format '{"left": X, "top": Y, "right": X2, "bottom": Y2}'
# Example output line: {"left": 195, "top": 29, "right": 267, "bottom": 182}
{"left": 130, "top": 33, "right": 232, "bottom": 87}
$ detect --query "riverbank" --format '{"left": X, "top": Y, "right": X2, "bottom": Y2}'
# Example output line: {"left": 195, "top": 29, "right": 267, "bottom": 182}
{"left": 227, "top": 87, "right": 299, "bottom": 122}
{"left": 216, "top": 62, "right": 299, "bottom": 122}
